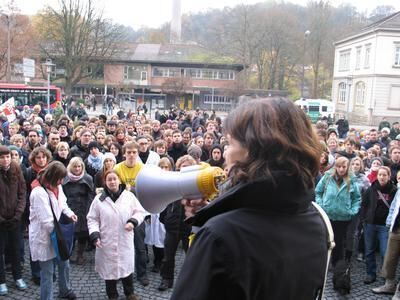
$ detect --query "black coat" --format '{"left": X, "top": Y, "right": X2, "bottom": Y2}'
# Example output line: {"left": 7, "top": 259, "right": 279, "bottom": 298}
{"left": 171, "top": 173, "right": 328, "bottom": 300}
{"left": 168, "top": 142, "right": 187, "bottom": 163}
{"left": 361, "top": 180, "right": 397, "bottom": 225}
{"left": 159, "top": 200, "right": 191, "bottom": 234}
{"left": 70, "top": 141, "right": 89, "bottom": 161}
{"left": 62, "top": 173, "right": 95, "bottom": 234}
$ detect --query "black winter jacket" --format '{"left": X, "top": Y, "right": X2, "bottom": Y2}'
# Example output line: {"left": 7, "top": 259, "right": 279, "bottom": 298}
{"left": 171, "top": 173, "right": 328, "bottom": 300}
{"left": 62, "top": 173, "right": 95, "bottom": 233}
{"left": 70, "top": 141, "right": 89, "bottom": 161}
{"left": 361, "top": 181, "right": 397, "bottom": 225}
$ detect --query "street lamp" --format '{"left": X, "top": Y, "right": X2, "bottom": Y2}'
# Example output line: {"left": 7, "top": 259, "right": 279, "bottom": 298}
{"left": 44, "top": 59, "right": 55, "bottom": 114}
{"left": 301, "top": 30, "right": 311, "bottom": 98}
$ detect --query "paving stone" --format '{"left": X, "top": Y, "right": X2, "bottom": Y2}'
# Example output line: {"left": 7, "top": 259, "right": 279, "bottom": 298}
{"left": 3, "top": 240, "right": 398, "bottom": 299}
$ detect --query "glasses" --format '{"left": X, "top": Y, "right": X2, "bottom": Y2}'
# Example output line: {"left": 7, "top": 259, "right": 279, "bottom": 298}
{"left": 139, "top": 142, "right": 148, "bottom": 146}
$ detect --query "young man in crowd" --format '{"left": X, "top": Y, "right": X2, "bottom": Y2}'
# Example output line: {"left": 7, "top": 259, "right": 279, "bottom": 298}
{"left": 114, "top": 142, "right": 150, "bottom": 287}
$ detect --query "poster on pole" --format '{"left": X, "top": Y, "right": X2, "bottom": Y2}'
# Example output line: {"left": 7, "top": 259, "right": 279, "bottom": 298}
{"left": 0, "top": 97, "right": 16, "bottom": 122}
{"left": 23, "top": 58, "right": 35, "bottom": 78}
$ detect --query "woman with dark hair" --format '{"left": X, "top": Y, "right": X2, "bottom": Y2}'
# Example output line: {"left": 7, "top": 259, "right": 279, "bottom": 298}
{"left": 29, "top": 161, "right": 78, "bottom": 300}
{"left": 109, "top": 142, "right": 123, "bottom": 164}
{"left": 361, "top": 166, "right": 397, "bottom": 284}
{"left": 87, "top": 170, "right": 147, "bottom": 300}
{"left": 172, "top": 98, "right": 329, "bottom": 300}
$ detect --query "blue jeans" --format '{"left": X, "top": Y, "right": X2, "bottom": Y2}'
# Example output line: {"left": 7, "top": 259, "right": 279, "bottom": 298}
{"left": 134, "top": 222, "right": 147, "bottom": 279}
{"left": 39, "top": 258, "right": 72, "bottom": 300}
{"left": 364, "top": 223, "right": 389, "bottom": 277}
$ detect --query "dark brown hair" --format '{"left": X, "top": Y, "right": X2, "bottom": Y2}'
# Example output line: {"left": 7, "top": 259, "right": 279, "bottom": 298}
{"left": 39, "top": 161, "right": 67, "bottom": 187}
{"left": 224, "top": 97, "right": 321, "bottom": 190}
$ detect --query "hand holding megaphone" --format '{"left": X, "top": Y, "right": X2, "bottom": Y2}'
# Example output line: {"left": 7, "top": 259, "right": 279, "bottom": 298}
{"left": 181, "top": 198, "right": 209, "bottom": 218}
{"left": 136, "top": 164, "right": 226, "bottom": 214}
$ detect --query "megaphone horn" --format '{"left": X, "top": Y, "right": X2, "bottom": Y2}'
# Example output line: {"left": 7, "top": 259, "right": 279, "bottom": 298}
{"left": 135, "top": 165, "right": 226, "bottom": 214}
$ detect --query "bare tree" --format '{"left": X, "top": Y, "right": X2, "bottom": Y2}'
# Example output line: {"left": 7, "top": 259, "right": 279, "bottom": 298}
{"left": 161, "top": 76, "right": 192, "bottom": 105}
{"left": 35, "top": 0, "right": 128, "bottom": 95}
{"left": 0, "top": 0, "right": 36, "bottom": 80}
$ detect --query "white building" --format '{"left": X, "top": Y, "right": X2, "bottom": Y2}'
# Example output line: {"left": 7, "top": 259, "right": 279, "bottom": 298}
{"left": 332, "top": 12, "right": 400, "bottom": 125}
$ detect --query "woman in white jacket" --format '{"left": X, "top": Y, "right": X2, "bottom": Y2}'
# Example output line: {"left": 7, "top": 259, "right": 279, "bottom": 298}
{"left": 29, "top": 161, "right": 78, "bottom": 300}
{"left": 87, "top": 170, "right": 147, "bottom": 300}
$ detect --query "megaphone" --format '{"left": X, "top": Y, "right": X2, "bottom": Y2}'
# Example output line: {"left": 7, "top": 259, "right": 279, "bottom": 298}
{"left": 135, "top": 164, "right": 226, "bottom": 214}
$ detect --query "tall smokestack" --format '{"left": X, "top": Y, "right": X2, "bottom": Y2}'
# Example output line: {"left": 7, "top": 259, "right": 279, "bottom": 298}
{"left": 170, "top": 0, "right": 181, "bottom": 44}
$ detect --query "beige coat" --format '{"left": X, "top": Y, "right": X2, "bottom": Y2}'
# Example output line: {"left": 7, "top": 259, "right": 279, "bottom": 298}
{"left": 29, "top": 185, "right": 74, "bottom": 262}
{"left": 87, "top": 189, "right": 147, "bottom": 280}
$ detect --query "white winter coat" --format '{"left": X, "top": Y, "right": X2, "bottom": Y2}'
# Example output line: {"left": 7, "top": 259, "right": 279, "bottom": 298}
{"left": 144, "top": 214, "right": 166, "bottom": 248}
{"left": 87, "top": 189, "right": 147, "bottom": 280}
{"left": 137, "top": 150, "right": 160, "bottom": 166}
{"left": 29, "top": 185, "right": 74, "bottom": 262}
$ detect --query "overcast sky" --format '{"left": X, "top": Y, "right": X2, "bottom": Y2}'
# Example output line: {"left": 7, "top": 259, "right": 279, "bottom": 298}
{"left": 2, "top": 0, "right": 400, "bottom": 29}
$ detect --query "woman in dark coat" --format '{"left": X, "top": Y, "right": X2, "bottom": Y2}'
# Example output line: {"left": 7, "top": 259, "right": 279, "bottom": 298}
{"left": 361, "top": 166, "right": 397, "bottom": 284}
{"left": 63, "top": 157, "right": 95, "bottom": 265}
{"left": 172, "top": 98, "right": 328, "bottom": 300}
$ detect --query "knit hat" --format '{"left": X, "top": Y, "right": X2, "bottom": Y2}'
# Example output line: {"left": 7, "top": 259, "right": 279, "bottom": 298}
{"left": 327, "top": 127, "right": 338, "bottom": 136}
{"left": 381, "top": 127, "right": 390, "bottom": 134}
{"left": 8, "top": 145, "right": 21, "bottom": 157}
{"left": 88, "top": 141, "right": 99, "bottom": 150}
{"left": 102, "top": 152, "right": 116, "bottom": 164}
{"left": 187, "top": 144, "right": 202, "bottom": 161}
{"left": 370, "top": 157, "right": 383, "bottom": 166}
{"left": 210, "top": 144, "right": 223, "bottom": 155}
{"left": 0, "top": 145, "right": 10, "bottom": 156}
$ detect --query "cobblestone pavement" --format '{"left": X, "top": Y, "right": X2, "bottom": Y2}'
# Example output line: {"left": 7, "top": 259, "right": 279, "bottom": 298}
{"left": 2, "top": 244, "right": 398, "bottom": 299}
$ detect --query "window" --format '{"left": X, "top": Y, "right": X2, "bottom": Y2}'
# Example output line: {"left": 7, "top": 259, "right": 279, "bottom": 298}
{"left": 185, "top": 68, "right": 235, "bottom": 80}
{"left": 338, "top": 82, "right": 347, "bottom": 104}
{"left": 204, "top": 95, "right": 233, "bottom": 104}
{"left": 152, "top": 67, "right": 180, "bottom": 78}
{"left": 364, "top": 45, "right": 371, "bottom": 68}
{"left": 394, "top": 44, "right": 400, "bottom": 66}
{"left": 355, "top": 47, "right": 361, "bottom": 70}
{"left": 355, "top": 81, "right": 366, "bottom": 105}
{"left": 339, "top": 50, "right": 351, "bottom": 71}
{"left": 124, "top": 65, "right": 147, "bottom": 80}
{"left": 389, "top": 86, "right": 400, "bottom": 109}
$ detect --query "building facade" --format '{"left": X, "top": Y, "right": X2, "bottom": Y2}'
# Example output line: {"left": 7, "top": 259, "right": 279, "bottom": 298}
{"left": 332, "top": 12, "right": 400, "bottom": 125}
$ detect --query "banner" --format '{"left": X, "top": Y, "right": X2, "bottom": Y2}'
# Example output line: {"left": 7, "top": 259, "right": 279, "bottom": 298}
{"left": 0, "top": 97, "right": 16, "bottom": 122}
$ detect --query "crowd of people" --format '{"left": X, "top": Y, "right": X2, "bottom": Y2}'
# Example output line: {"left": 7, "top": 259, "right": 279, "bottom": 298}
{"left": 315, "top": 118, "right": 400, "bottom": 298}
{"left": 0, "top": 102, "right": 227, "bottom": 300}
{"left": 0, "top": 97, "right": 400, "bottom": 299}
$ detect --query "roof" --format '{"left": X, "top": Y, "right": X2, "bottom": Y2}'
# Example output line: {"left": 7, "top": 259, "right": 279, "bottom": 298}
{"left": 108, "top": 43, "right": 243, "bottom": 69}
{"left": 335, "top": 11, "right": 400, "bottom": 45}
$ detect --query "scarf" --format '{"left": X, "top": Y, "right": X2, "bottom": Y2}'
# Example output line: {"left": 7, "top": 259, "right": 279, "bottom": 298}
{"left": 139, "top": 150, "right": 150, "bottom": 164}
{"left": 31, "top": 162, "right": 46, "bottom": 174}
{"left": 67, "top": 171, "right": 85, "bottom": 182}
{"left": 88, "top": 154, "right": 103, "bottom": 171}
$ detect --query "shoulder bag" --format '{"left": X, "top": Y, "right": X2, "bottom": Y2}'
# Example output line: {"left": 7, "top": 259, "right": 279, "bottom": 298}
{"left": 42, "top": 184, "right": 75, "bottom": 261}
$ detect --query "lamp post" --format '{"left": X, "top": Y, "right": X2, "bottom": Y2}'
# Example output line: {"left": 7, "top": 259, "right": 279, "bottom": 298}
{"left": 301, "top": 30, "right": 311, "bottom": 98}
{"left": 44, "top": 59, "right": 55, "bottom": 114}
{"left": 1, "top": 12, "right": 11, "bottom": 82}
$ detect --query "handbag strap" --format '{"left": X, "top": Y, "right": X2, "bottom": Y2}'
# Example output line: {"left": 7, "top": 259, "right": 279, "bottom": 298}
{"left": 40, "top": 183, "right": 58, "bottom": 223}
{"left": 312, "top": 201, "right": 335, "bottom": 300}
{"left": 377, "top": 190, "right": 391, "bottom": 209}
